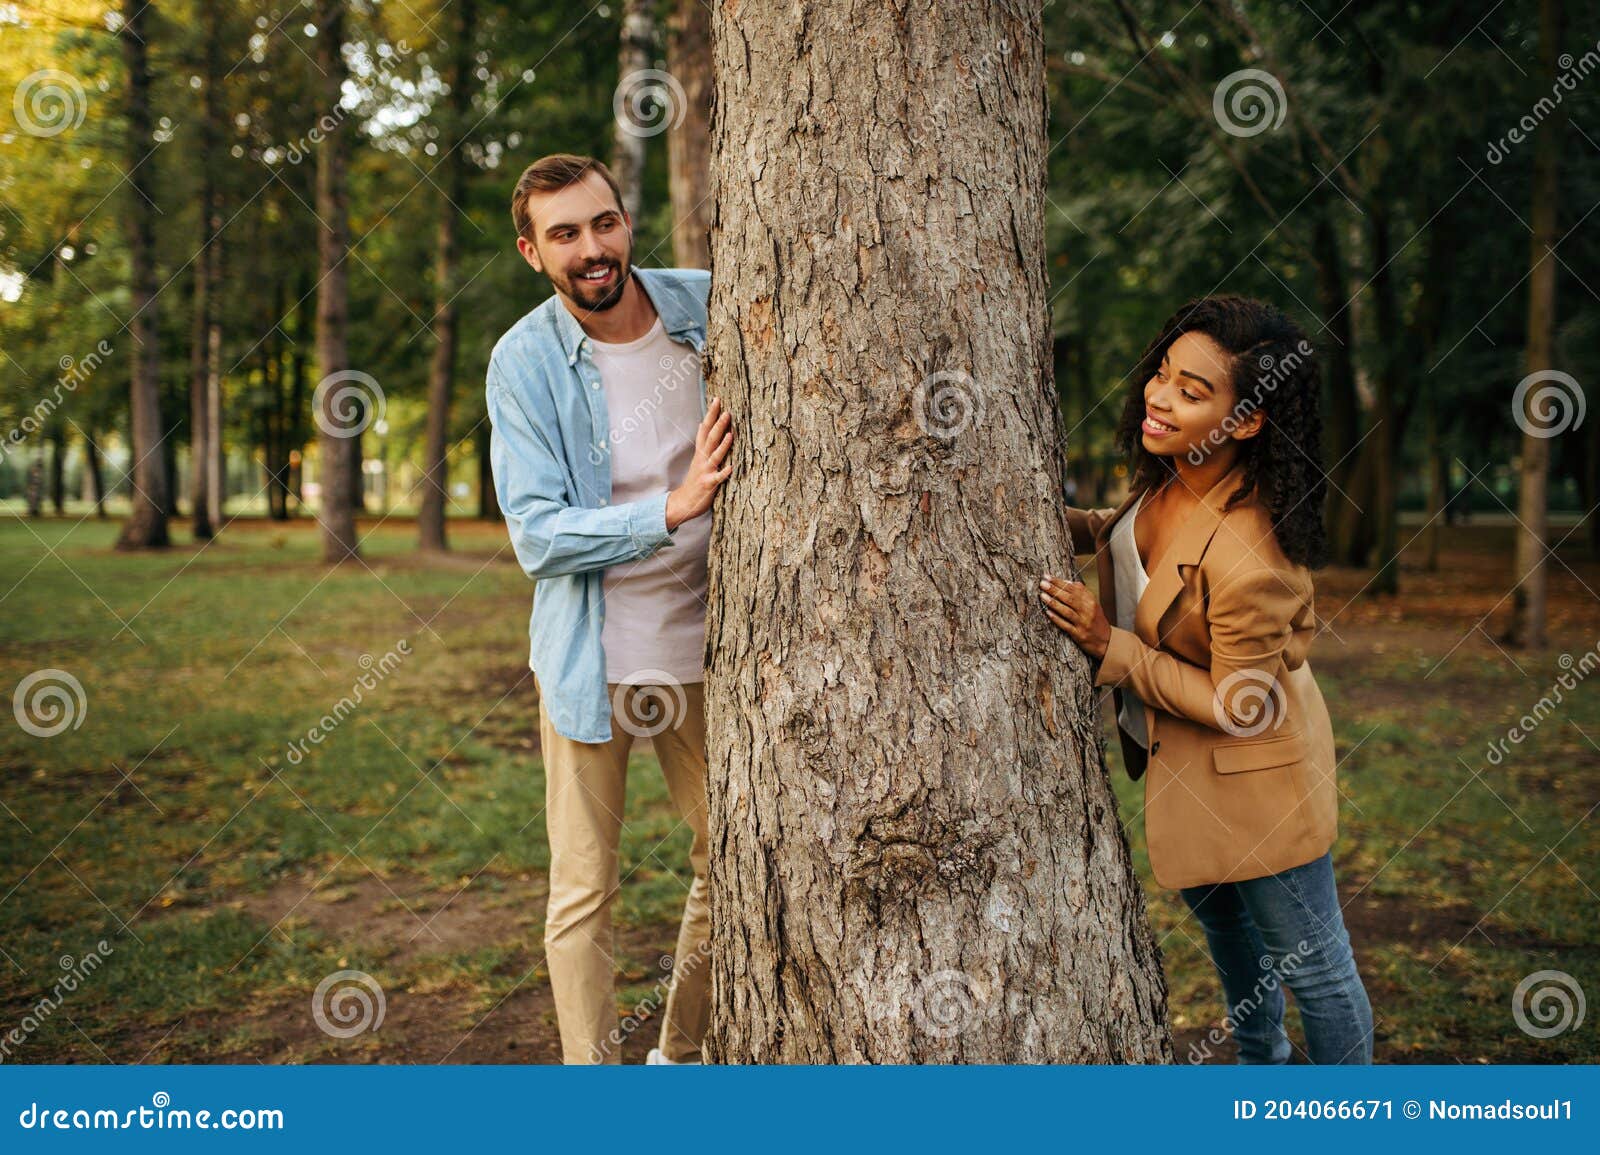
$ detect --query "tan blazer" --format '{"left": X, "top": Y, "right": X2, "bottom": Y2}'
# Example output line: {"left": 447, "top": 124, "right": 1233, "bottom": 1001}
{"left": 1067, "top": 463, "right": 1338, "bottom": 890}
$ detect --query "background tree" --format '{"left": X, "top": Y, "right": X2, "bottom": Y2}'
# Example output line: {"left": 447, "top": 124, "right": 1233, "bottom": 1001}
{"left": 666, "top": 0, "right": 712, "bottom": 269}
{"left": 610, "top": 0, "right": 655, "bottom": 217}
{"left": 114, "top": 0, "right": 169, "bottom": 548}
{"left": 418, "top": 0, "right": 478, "bottom": 552}
{"left": 313, "top": 0, "right": 359, "bottom": 562}
{"left": 1512, "top": 0, "right": 1568, "bottom": 649}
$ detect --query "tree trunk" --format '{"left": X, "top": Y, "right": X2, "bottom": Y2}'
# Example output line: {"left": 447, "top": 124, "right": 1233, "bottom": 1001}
{"left": 206, "top": 208, "right": 225, "bottom": 527}
{"left": 702, "top": 0, "right": 1171, "bottom": 1064}
{"left": 314, "top": 0, "right": 359, "bottom": 562}
{"left": 1365, "top": 199, "right": 1402, "bottom": 595}
{"left": 25, "top": 455, "right": 43, "bottom": 517}
{"left": 188, "top": 0, "right": 222, "bottom": 540}
{"left": 475, "top": 421, "right": 500, "bottom": 520}
{"left": 287, "top": 267, "right": 312, "bottom": 515}
{"left": 666, "top": 0, "right": 712, "bottom": 269}
{"left": 189, "top": 261, "right": 213, "bottom": 538}
{"left": 84, "top": 426, "right": 106, "bottom": 518}
{"left": 610, "top": 0, "right": 655, "bottom": 218}
{"left": 115, "top": 0, "right": 170, "bottom": 549}
{"left": 1312, "top": 207, "right": 1364, "bottom": 566}
{"left": 419, "top": 0, "right": 476, "bottom": 553}
{"left": 48, "top": 426, "right": 66, "bottom": 514}
{"left": 1513, "top": 0, "right": 1566, "bottom": 649}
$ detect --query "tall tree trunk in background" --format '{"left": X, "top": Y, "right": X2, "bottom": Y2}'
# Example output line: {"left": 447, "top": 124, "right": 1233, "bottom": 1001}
{"left": 206, "top": 243, "right": 224, "bottom": 526}
{"left": 314, "top": 0, "right": 359, "bottom": 562}
{"left": 287, "top": 267, "right": 313, "bottom": 515}
{"left": 84, "top": 426, "right": 106, "bottom": 518}
{"left": 1587, "top": 412, "right": 1599, "bottom": 556}
{"left": 1313, "top": 207, "right": 1364, "bottom": 566}
{"left": 476, "top": 421, "right": 500, "bottom": 520}
{"left": 703, "top": 0, "right": 1170, "bottom": 1063}
{"left": 1513, "top": 0, "right": 1567, "bottom": 649}
{"left": 115, "top": 0, "right": 170, "bottom": 549}
{"left": 1414, "top": 199, "right": 1456, "bottom": 574}
{"left": 189, "top": 261, "right": 213, "bottom": 537}
{"left": 420, "top": 0, "right": 476, "bottom": 553}
{"left": 347, "top": 397, "right": 365, "bottom": 514}
{"left": 610, "top": 0, "right": 655, "bottom": 217}
{"left": 25, "top": 455, "right": 43, "bottom": 517}
{"left": 1365, "top": 200, "right": 1402, "bottom": 595}
{"left": 666, "top": 0, "right": 712, "bottom": 268}
{"left": 188, "top": 0, "right": 221, "bottom": 540}
{"left": 48, "top": 427, "right": 66, "bottom": 513}
{"left": 162, "top": 407, "right": 180, "bottom": 516}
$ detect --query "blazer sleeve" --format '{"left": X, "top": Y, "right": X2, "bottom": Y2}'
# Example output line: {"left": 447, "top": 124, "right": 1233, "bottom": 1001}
{"left": 1064, "top": 506, "right": 1120, "bottom": 555}
{"left": 1093, "top": 562, "right": 1308, "bottom": 734}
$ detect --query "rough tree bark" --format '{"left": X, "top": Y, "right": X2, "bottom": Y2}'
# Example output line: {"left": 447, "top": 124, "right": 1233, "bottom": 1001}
{"left": 666, "top": 0, "right": 712, "bottom": 269}
{"left": 702, "top": 0, "right": 1171, "bottom": 1063}
{"left": 1513, "top": 0, "right": 1566, "bottom": 649}
{"left": 419, "top": 0, "right": 476, "bottom": 553}
{"left": 115, "top": 0, "right": 170, "bottom": 549}
{"left": 314, "top": 0, "right": 359, "bottom": 562}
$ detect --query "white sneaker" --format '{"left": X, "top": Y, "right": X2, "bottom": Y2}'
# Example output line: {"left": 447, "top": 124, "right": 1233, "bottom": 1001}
{"left": 645, "top": 1047, "right": 701, "bottom": 1065}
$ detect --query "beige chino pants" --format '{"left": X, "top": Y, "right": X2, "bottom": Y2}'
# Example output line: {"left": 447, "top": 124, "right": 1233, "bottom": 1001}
{"left": 536, "top": 678, "right": 711, "bottom": 1064}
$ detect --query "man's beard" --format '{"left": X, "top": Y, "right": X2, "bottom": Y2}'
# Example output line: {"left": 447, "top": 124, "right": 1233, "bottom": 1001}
{"left": 558, "top": 251, "right": 632, "bottom": 313}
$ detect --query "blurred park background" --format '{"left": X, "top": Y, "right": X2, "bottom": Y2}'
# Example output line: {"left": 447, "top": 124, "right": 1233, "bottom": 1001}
{"left": 2, "top": 1, "right": 1597, "bottom": 1062}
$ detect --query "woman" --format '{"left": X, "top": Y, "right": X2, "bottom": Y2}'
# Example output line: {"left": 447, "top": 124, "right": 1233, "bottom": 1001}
{"left": 1039, "top": 296, "right": 1373, "bottom": 1065}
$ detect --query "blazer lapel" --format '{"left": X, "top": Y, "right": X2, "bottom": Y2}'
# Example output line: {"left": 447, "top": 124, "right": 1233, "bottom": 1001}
{"left": 1132, "top": 463, "right": 1247, "bottom": 645}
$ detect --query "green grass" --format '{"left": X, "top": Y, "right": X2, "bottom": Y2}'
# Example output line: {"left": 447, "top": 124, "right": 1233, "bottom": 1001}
{"left": 1, "top": 514, "right": 1596, "bottom": 1063}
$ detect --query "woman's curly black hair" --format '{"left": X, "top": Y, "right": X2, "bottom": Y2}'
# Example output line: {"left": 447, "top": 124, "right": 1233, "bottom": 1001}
{"left": 1115, "top": 296, "right": 1328, "bottom": 569}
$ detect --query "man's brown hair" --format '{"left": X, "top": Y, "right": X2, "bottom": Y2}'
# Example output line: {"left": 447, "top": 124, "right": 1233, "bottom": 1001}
{"left": 510, "top": 154, "right": 626, "bottom": 240}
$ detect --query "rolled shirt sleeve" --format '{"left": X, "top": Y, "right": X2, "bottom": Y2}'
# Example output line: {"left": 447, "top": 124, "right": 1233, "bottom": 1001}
{"left": 486, "top": 359, "right": 674, "bottom": 582}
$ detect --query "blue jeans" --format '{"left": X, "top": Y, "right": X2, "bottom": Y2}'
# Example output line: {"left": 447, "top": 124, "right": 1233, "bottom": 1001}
{"left": 1180, "top": 852, "right": 1373, "bottom": 1064}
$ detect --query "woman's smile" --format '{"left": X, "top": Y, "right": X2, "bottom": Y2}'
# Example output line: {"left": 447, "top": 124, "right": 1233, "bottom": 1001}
{"left": 1142, "top": 410, "right": 1180, "bottom": 438}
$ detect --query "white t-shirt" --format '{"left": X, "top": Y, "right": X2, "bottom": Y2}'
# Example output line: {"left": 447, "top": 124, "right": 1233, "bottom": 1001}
{"left": 588, "top": 317, "right": 710, "bottom": 685}
{"left": 1108, "top": 494, "right": 1150, "bottom": 749}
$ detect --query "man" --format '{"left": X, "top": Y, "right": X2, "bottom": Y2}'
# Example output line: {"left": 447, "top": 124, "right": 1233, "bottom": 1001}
{"left": 485, "top": 153, "right": 733, "bottom": 1064}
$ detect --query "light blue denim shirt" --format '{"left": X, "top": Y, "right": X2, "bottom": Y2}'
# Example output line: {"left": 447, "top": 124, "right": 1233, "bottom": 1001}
{"left": 486, "top": 267, "right": 710, "bottom": 743}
